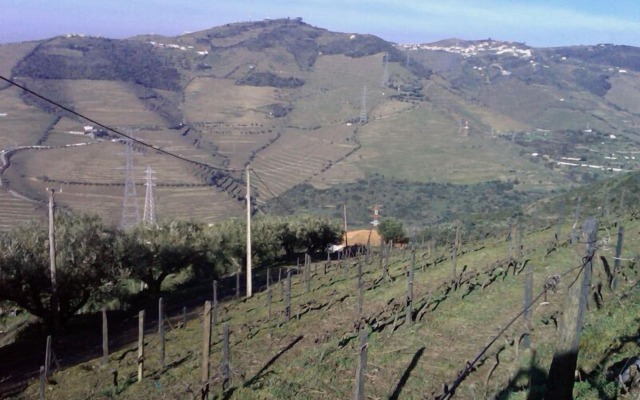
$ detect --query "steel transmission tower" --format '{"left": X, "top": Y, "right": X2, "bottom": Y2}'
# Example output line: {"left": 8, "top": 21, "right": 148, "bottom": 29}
{"left": 359, "top": 86, "right": 367, "bottom": 125}
{"left": 381, "top": 53, "right": 389, "bottom": 87}
{"left": 120, "top": 139, "right": 140, "bottom": 230}
{"left": 143, "top": 165, "right": 156, "bottom": 226}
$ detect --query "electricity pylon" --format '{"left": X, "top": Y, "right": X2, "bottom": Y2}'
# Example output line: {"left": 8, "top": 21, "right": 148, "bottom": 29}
{"left": 143, "top": 165, "right": 156, "bottom": 226}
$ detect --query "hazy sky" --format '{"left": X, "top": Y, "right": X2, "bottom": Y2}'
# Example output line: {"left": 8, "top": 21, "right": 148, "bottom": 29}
{"left": 2, "top": 0, "right": 640, "bottom": 47}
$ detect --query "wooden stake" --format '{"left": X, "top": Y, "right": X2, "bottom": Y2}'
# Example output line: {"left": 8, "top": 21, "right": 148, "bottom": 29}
{"left": 39, "top": 366, "right": 46, "bottom": 400}
{"left": 235, "top": 267, "right": 240, "bottom": 300}
{"left": 357, "top": 262, "right": 363, "bottom": 319}
{"left": 612, "top": 226, "right": 624, "bottom": 290}
{"left": 102, "top": 308, "right": 109, "bottom": 365}
{"left": 267, "top": 287, "right": 272, "bottom": 321}
{"left": 523, "top": 261, "right": 533, "bottom": 349}
{"left": 201, "top": 301, "right": 212, "bottom": 398}
{"left": 137, "top": 310, "right": 145, "bottom": 382}
{"left": 406, "top": 249, "right": 415, "bottom": 326}
{"left": 305, "top": 254, "right": 311, "bottom": 293}
{"left": 285, "top": 269, "right": 292, "bottom": 322}
{"left": 267, "top": 268, "right": 271, "bottom": 290}
{"left": 212, "top": 280, "right": 218, "bottom": 326}
{"left": 353, "top": 328, "right": 368, "bottom": 400}
{"left": 43, "top": 335, "right": 52, "bottom": 379}
{"left": 545, "top": 218, "right": 597, "bottom": 399}
{"left": 222, "top": 323, "right": 230, "bottom": 391}
{"left": 159, "top": 297, "right": 165, "bottom": 369}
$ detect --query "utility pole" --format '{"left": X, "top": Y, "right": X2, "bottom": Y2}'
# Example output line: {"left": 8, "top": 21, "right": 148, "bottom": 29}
{"left": 343, "top": 204, "right": 348, "bottom": 247}
{"left": 359, "top": 86, "right": 367, "bottom": 125}
{"left": 381, "top": 53, "right": 389, "bottom": 87}
{"left": 120, "top": 138, "right": 140, "bottom": 230}
{"left": 47, "top": 188, "right": 60, "bottom": 332}
{"left": 246, "top": 165, "right": 252, "bottom": 298}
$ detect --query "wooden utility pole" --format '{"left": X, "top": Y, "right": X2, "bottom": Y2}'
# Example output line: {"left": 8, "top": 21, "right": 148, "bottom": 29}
{"left": 47, "top": 188, "right": 60, "bottom": 333}
{"left": 343, "top": 204, "right": 348, "bottom": 247}
{"left": 246, "top": 165, "right": 252, "bottom": 298}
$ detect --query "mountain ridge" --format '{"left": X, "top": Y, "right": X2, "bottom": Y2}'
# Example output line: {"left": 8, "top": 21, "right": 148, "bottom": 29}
{"left": 1, "top": 18, "right": 640, "bottom": 230}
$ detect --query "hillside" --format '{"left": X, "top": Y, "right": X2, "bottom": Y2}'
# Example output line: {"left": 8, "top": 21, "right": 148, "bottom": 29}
{"left": 3, "top": 203, "right": 640, "bottom": 399}
{"left": 2, "top": 19, "right": 640, "bottom": 229}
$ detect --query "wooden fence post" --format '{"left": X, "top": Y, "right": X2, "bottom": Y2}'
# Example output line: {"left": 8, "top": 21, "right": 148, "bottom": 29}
{"left": 137, "top": 310, "right": 145, "bottom": 382}
{"left": 222, "top": 323, "right": 230, "bottom": 391}
{"left": 267, "top": 287, "right": 272, "bottom": 321}
{"left": 612, "top": 226, "right": 624, "bottom": 290}
{"left": 305, "top": 254, "right": 311, "bottom": 293}
{"left": 267, "top": 268, "right": 271, "bottom": 290}
{"left": 570, "top": 197, "right": 581, "bottom": 244}
{"left": 516, "top": 218, "right": 523, "bottom": 262}
{"left": 159, "top": 297, "right": 165, "bottom": 369}
{"left": 545, "top": 217, "right": 597, "bottom": 400}
{"left": 285, "top": 269, "right": 292, "bottom": 322}
{"left": 380, "top": 242, "right": 387, "bottom": 283}
{"left": 235, "top": 267, "right": 240, "bottom": 300}
{"left": 102, "top": 308, "right": 109, "bottom": 365}
{"left": 386, "top": 242, "right": 391, "bottom": 272}
{"left": 556, "top": 200, "right": 565, "bottom": 243}
{"left": 44, "top": 335, "right": 52, "bottom": 377}
{"left": 353, "top": 328, "right": 368, "bottom": 400}
{"left": 509, "top": 217, "right": 516, "bottom": 260}
{"left": 212, "top": 280, "right": 218, "bottom": 326}
{"left": 201, "top": 301, "right": 212, "bottom": 399}
{"left": 357, "top": 261, "right": 363, "bottom": 319}
{"left": 523, "top": 261, "right": 533, "bottom": 349}
{"left": 406, "top": 249, "right": 415, "bottom": 326}
{"left": 39, "top": 366, "right": 46, "bottom": 400}
{"left": 451, "top": 247, "right": 457, "bottom": 288}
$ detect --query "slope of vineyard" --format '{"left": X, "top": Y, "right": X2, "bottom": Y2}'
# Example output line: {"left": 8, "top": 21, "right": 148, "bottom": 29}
{"left": 6, "top": 204, "right": 640, "bottom": 399}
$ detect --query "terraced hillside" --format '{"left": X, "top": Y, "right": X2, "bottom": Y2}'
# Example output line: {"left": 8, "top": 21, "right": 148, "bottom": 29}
{"left": 3, "top": 19, "right": 640, "bottom": 230}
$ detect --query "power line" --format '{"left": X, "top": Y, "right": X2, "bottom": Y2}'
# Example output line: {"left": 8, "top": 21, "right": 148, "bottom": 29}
{"left": 0, "top": 74, "right": 243, "bottom": 173}
{"left": 249, "top": 168, "right": 294, "bottom": 215}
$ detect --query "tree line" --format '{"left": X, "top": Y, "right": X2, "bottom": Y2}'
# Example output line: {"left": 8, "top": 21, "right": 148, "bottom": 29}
{"left": 0, "top": 212, "right": 341, "bottom": 328}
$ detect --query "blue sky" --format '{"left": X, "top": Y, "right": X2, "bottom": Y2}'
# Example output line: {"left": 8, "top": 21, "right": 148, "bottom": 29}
{"left": 2, "top": 0, "right": 640, "bottom": 47}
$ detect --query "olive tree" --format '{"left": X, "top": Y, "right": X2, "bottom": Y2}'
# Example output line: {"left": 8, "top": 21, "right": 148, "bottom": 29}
{"left": 377, "top": 218, "right": 406, "bottom": 243}
{"left": 0, "top": 213, "right": 120, "bottom": 326}
{"left": 119, "top": 220, "right": 211, "bottom": 294}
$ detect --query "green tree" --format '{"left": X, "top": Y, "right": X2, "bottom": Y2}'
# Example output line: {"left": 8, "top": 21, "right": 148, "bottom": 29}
{"left": 377, "top": 218, "right": 406, "bottom": 243}
{"left": 120, "top": 220, "right": 211, "bottom": 294}
{"left": 296, "top": 215, "right": 342, "bottom": 254}
{"left": 0, "top": 213, "right": 119, "bottom": 326}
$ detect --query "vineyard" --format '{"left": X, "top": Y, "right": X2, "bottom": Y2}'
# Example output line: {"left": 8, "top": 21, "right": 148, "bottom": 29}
{"left": 2, "top": 205, "right": 639, "bottom": 399}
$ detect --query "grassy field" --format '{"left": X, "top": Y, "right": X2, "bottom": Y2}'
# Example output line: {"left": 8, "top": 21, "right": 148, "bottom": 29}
{"left": 8, "top": 207, "right": 640, "bottom": 399}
